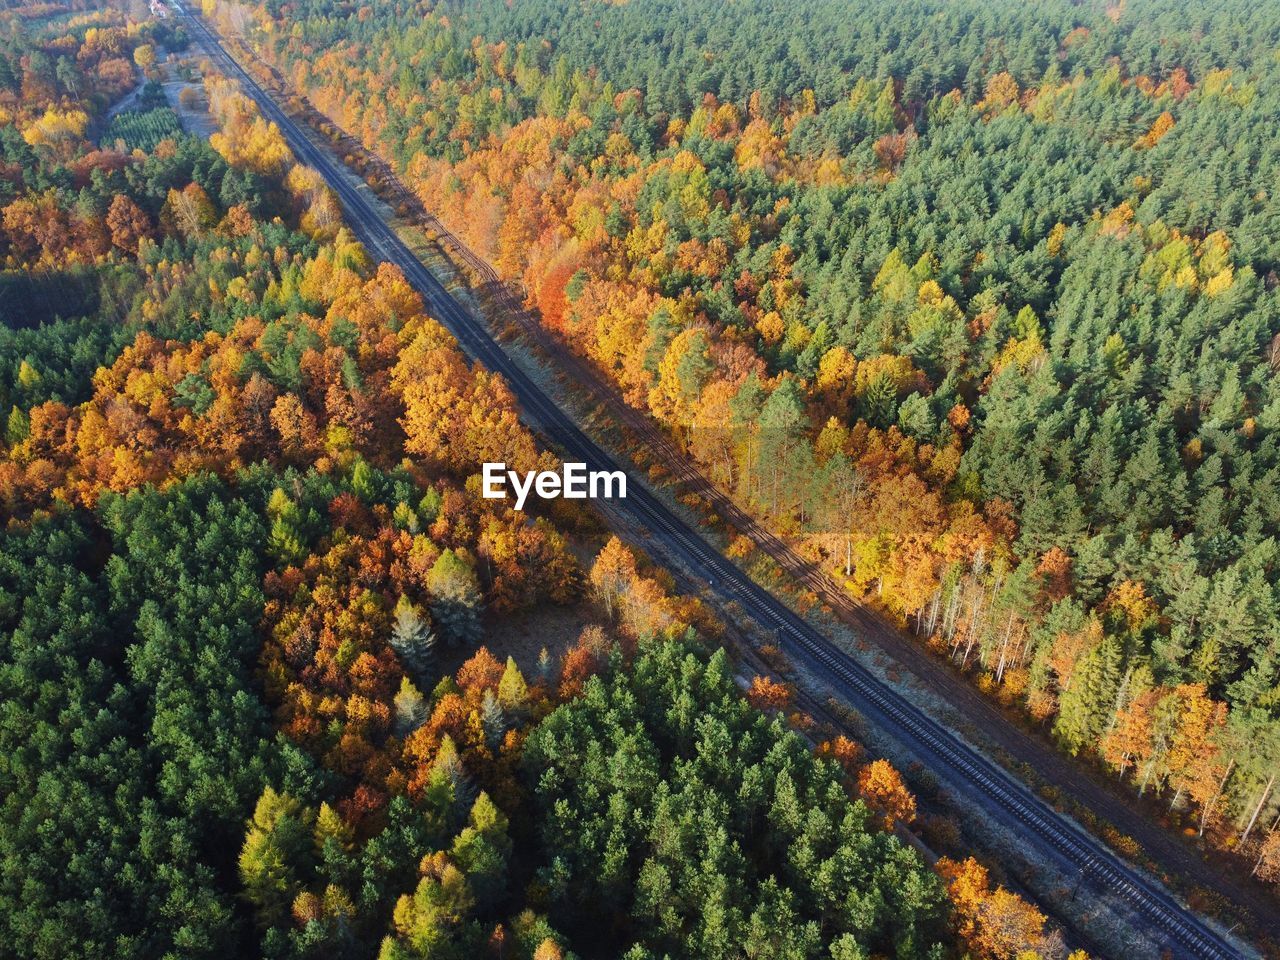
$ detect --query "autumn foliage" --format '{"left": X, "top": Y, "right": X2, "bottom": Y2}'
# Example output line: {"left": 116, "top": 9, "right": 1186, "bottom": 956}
{"left": 937, "top": 857, "right": 1055, "bottom": 960}
{"left": 228, "top": 0, "right": 1280, "bottom": 887}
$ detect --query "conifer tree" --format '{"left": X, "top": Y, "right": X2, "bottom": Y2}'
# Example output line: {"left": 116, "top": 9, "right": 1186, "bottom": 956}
{"left": 498, "top": 656, "right": 530, "bottom": 718}
{"left": 239, "top": 787, "right": 312, "bottom": 927}
{"left": 426, "top": 550, "right": 483, "bottom": 646}
{"left": 433, "top": 734, "right": 477, "bottom": 808}
{"left": 390, "top": 596, "right": 436, "bottom": 678}
{"left": 393, "top": 676, "right": 429, "bottom": 736}
{"left": 480, "top": 689, "right": 506, "bottom": 749}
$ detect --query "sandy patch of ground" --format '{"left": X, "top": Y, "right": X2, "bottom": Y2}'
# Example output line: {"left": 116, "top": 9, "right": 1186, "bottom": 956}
{"left": 157, "top": 44, "right": 218, "bottom": 138}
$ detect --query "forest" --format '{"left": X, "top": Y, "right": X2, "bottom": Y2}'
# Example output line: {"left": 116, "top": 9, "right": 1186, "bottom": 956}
{"left": 0, "top": 5, "right": 1075, "bottom": 959}
{"left": 191, "top": 0, "right": 1280, "bottom": 883}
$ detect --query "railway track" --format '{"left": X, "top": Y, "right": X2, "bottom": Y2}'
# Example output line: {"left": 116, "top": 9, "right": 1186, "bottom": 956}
{"left": 175, "top": 6, "right": 1248, "bottom": 956}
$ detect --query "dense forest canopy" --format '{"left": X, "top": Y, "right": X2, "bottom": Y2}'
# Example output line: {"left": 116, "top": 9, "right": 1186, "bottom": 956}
{"left": 262, "top": 0, "right": 1280, "bottom": 115}
{"left": 0, "top": 5, "right": 1045, "bottom": 959}
{"left": 218, "top": 0, "right": 1280, "bottom": 881}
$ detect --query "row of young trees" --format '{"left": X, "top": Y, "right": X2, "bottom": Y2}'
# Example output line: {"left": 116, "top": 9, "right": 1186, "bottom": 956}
{"left": 231, "top": 0, "right": 1280, "bottom": 878}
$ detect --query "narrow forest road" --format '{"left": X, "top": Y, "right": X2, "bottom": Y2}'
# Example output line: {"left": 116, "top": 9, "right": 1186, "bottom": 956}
{"left": 99, "top": 75, "right": 148, "bottom": 141}
{"left": 173, "top": 4, "right": 1260, "bottom": 957}
{"left": 104, "top": 82, "right": 144, "bottom": 122}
